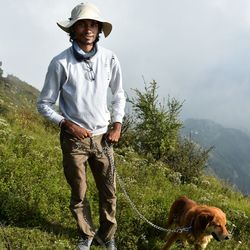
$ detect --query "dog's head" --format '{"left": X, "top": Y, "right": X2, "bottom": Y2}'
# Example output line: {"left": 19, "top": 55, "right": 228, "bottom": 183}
{"left": 194, "top": 208, "right": 230, "bottom": 241}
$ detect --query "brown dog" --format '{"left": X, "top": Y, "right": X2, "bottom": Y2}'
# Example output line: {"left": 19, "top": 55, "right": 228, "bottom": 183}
{"left": 162, "top": 196, "right": 230, "bottom": 250}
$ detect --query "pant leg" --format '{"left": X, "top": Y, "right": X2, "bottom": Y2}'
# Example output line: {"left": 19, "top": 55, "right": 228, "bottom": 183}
{"left": 60, "top": 130, "right": 95, "bottom": 238}
{"left": 88, "top": 134, "right": 117, "bottom": 241}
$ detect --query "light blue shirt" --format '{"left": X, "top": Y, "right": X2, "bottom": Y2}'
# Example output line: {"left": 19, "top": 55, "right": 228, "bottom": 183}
{"left": 37, "top": 45, "right": 126, "bottom": 135}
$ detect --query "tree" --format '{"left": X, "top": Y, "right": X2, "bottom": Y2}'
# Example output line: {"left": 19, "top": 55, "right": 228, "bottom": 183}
{"left": 0, "top": 61, "right": 3, "bottom": 77}
{"left": 129, "top": 80, "right": 183, "bottom": 160}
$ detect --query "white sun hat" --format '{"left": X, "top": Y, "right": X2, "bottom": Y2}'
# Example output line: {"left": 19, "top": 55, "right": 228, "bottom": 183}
{"left": 57, "top": 2, "right": 112, "bottom": 37}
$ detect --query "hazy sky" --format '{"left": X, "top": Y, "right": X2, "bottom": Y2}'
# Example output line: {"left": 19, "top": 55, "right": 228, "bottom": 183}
{"left": 1, "top": 0, "right": 250, "bottom": 132}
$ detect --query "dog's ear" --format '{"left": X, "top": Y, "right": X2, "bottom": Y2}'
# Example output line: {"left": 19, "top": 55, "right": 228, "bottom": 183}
{"left": 195, "top": 212, "right": 214, "bottom": 232}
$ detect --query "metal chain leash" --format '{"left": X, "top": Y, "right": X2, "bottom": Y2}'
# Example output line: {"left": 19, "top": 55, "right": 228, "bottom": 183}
{"left": 94, "top": 138, "right": 192, "bottom": 234}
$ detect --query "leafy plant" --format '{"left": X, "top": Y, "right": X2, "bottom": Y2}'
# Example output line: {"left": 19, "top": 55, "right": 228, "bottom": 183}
{"left": 129, "top": 80, "right": 183, "bottom": 160}
{"left": 164, "top": 136, "right": 212, "bottom": 183}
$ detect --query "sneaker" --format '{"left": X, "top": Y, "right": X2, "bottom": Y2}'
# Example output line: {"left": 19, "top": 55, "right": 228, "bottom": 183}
{"left": 104, "top": 238, "right": 117, "bottom": 250}
{"left": 76, "top": 235, "right": 93, "bottom": 250}
{"left": 94, "top": 232, "right": 117, "bottom": 250}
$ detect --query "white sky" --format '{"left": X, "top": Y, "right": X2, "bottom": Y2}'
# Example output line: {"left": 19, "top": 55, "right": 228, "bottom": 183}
{"left": 1, "top": 0, "right": 250, "bottom": 132}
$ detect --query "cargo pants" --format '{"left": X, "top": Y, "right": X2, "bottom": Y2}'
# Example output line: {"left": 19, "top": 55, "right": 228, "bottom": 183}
{"left": 60, "top": 129, "right": 117, "bottom": 241}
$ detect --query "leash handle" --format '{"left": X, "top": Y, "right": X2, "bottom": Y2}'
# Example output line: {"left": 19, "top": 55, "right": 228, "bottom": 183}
{"left": 103, "top": 133, "right": 114, "bottom": 148}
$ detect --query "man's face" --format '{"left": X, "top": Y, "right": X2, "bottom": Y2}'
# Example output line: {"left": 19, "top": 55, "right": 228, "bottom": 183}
{"left": 73, "top": 19, "right": 99, "bottom": 46}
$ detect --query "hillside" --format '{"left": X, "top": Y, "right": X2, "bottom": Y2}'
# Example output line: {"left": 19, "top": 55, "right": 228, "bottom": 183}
{"left": 0, "top": 74, "right": 249, "bottom": 249}
{"left": 182, "top": 119, "right": 250, "bottom": 195}
{"left": 0, "top": 74, "right": 39, "bottom": 111}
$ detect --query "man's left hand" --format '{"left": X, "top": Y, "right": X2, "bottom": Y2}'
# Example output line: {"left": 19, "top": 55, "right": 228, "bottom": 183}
{"left": 106, "top": 122, "right": 122, "bottom": 143}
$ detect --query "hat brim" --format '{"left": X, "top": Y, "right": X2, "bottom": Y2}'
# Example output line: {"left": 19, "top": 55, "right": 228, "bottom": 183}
{"left": 57, "top": 18, "right": 112, "bottom": 38}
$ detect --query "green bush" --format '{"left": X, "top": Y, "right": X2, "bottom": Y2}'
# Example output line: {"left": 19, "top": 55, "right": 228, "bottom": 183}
{"left": 164, "top": 137, "right": 212, "bottom": 183}
{"left": 123, "top": 80, "right": 210, "bottom": 183}
{"left": 129, "top": 80, "right": 183, "bottom": 160}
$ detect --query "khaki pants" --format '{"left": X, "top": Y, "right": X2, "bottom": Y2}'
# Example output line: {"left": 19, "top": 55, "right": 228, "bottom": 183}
{"left": 60, "top": 130, "right": 117, "bottom": 241}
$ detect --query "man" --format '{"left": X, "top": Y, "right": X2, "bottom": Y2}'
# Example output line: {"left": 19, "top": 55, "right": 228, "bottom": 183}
{"left": 37, "top": 3, "right": 126, "bottom": 250}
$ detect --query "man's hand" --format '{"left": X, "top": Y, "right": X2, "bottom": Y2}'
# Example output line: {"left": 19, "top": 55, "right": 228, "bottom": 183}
{"left": 106, "top": 122, "right": 122, "bottom": 143}
{"left": 61, "top": 119, "right": 92, "bottom": 140}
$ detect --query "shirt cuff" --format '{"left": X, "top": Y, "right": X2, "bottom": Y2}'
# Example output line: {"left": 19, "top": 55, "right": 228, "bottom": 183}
{"left": 51, "top": 113, "right": 65, "bottom": 126}
{"left": 113, "top": 114, "right": 123, "bottom": 124}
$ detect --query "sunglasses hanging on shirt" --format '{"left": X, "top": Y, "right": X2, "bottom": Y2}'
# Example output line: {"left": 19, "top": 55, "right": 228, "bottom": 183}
{"left": 84, "top": 60, "right": 95, "bottom": 81}
{"left": 72, "top": 41, "right": 96, "bottom": 81}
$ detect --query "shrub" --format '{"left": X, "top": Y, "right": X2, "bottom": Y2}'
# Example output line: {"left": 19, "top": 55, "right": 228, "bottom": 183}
{"left": 129, "top": 80, "right": 183, "bottom": 160}
{"left": 164, "top": 136, "right": 212, "bottom": 183}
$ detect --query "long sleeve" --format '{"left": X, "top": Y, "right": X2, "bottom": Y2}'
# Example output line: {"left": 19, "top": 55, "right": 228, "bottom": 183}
{"left": 37, "top": 46, "right": 125, "bottom": 135}
{"left": 37, "top": 58, "right": 66, "bottom": 125}
{"left": 109, "top": 55, "right": 126, "bottom": 123}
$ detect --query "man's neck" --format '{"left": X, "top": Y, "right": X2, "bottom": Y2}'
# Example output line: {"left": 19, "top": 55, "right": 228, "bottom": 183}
{"left": 78, "top": 43, "right": 94, "bottom": 53}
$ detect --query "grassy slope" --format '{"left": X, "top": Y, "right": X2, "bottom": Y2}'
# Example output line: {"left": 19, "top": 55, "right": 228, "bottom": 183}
{"left": 0, "top": 75, "right": 249, "bottom": 249}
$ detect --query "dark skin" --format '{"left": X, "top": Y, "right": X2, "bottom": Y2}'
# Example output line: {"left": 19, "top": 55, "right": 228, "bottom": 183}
{"left": 62, "top": 120, "right": 122, "bottom": 143}
{"left": 61, "top": 19, "right": 122, "bottom": 143}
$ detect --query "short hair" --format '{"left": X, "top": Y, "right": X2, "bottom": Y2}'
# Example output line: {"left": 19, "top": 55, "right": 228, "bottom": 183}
{"left": 69, "top": 21, "right": 103, "bottom": 44}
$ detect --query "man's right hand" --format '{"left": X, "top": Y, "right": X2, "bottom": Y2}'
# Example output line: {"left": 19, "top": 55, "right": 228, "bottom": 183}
{"left": 61, "top": 119, "right": 92, "bottom": 140}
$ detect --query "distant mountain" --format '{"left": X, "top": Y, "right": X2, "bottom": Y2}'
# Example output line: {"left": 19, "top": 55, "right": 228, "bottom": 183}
{"left": 182, "top": 118, "right": 250, "bottom": 195}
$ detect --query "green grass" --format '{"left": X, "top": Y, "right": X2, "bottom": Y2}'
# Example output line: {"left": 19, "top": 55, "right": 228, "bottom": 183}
{"left": 0, "top": 76, "right": 249, "bottom": 249}
{"left": 0, "top": 111, "right": 249, "bottom": 249}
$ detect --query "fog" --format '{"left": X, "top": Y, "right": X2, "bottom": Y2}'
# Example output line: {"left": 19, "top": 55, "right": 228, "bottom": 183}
{"left": 1, "top": 0, "right": 250, "bottom": 132}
